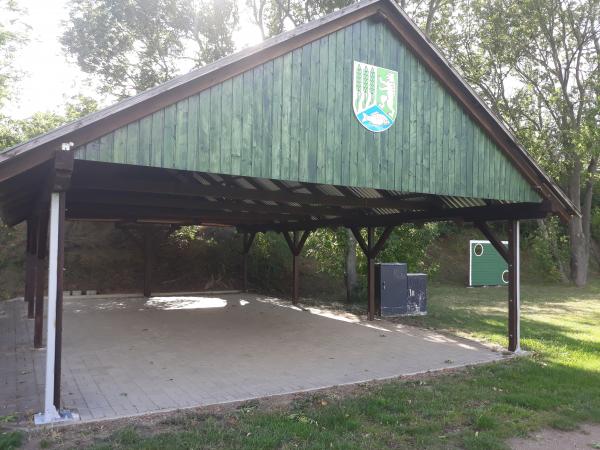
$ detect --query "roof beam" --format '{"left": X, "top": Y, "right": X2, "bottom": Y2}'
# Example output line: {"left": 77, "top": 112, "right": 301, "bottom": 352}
{"left": 67, "top": 190, "right": 343, "bottom": 218}
{"left": 243, "top": 202, "right": 552, "bottom": 232}
{"left": 70, "top": 172, "right": 433, "bottom": 210}
{"left": 65, "top": 204, "right": 285, "bottom": 225}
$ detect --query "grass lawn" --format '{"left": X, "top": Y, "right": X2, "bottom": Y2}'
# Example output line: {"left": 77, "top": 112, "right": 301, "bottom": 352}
{"left": 2, "top": 282, "right": 599, "bottom": 449}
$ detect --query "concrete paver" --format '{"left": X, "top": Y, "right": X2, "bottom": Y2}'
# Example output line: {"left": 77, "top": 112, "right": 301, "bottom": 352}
{"left": 0, "top": 293, "right": 505, "bottom": 422}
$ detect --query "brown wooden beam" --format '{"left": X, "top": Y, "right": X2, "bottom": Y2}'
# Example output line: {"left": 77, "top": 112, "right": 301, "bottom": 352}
{"left": 507, "top": 220, "right": 521, "bottom": 352}
{"left": 248, "top": 202, "right": 551, "bottom": 233}
{"left": 241, "top": 232, "right": 256, "bottom": 292}
{"left": 367, "top": 228, "right": 375, "bottom": 321}
{"left": 474, "top": 221, "right": 509, "bottom": 263}
{"left": 351, "top": 226, "right": 394, "bottom": 320}
{"left": 24, "top": 217, "right": 38, "bottom": 318}
{"left": 65, "top": 204, "right": 290, "bottom": 224}
{"left": 34, "top": 211, "right": 48, "bottom": 349}
{"left": 282, "top": 230, "right": 311, "bottom": 304}
{"left": 143, "top": 228, "right": 154, "bottom": 298}
{"left": 67, "top": 189, "right": 347, "bottom": 218}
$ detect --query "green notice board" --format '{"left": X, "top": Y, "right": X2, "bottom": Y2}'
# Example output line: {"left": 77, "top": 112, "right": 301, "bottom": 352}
{"left": 469, "top": 240, "right": 508, "bottom": 287}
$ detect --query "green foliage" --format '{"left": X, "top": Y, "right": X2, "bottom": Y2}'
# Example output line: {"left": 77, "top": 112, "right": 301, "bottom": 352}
{"left": 376, "top": 224, "right": 441, "bottom": 275}
{"left": 525, "top": 218, "right": 569, "bottom": 282}
{"left": 61, "top": 0, "right": 238, "bottom": 98}
{"left": 247, "top": 232, "right": 290, "bottom": 294}
{"left": 247, "top": 0, "right": 352, "bottom": 39}
{"left": 0, "top": 95, "right": 98, "bottom": 149}
{"left": 304, "top": 228, "right": 347, "bottom": 278}
{"left": 0, "top": 430, "right": 22, "bottom": 450}
{"left": 0, "top": 221, "right": 24, "bottom": 300}
{"left": 0, "top": 0, "right": 28, "bottom": 109}
{"left": 592, "top": 207, "right": 600, "bottom": 241}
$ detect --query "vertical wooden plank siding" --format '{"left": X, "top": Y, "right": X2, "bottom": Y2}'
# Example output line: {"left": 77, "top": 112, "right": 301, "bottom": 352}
{"left": 220, "top": 80, "right": 233, "bottom": 174}
{"left": 75, "top": 18, "right": 540, "bottom": 203}
{"left": 231, "top": 77, "right": 243, "bottom": 174}
{"left": 175, "top": 98, "right": 188, "bottom": 170}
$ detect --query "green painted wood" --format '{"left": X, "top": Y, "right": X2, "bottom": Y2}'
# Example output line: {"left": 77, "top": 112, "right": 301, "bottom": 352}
{"left": 280, "top": 53, "right": 292, "bottom": 180}
{"left": 162, "top": 104, "right": 176, "bottom": 168}
{"left": 251, "top": 65, "right": 263, "bottom": 178}
{"left": 209, "top": 85, "right": 221, "bottom": 173}
{"left": 175, "top": 99, "right": 188, "bottom": 170}
{"left": 198, "top": 90, "right": 211, "bottom": 171}
{"left": 333, "top": 30, "right": 344, "bottom": 185}
{"left": 75, "top": 17, "right": 541, "bottom": 203}
{"left": 325, "top": 33, "right": 336, "bottom": 185}
{"left": 308, "top": 40, "right": 320, "bottom": 183}
{"left": 271, "top": 57, "right": 283, "bottom": 179}
{"left": 347, "top": 23, "right": 360, "bottom": 187}
{"left": 231, "top": 76, "right": 243, "bottom": 174}
{"left": 262, "top": 61, "right": 273, "bottom": 178}
{"left": 240, "top": 72, "right": 253, "bottom": 176}
{"left": 139, "top": 115, "right": 152, "bottom": 166}
{"left": 221, "top": 78, "right": 233, "bottom": 174}
{"left": 187, "top": 95, "right": 199, "bottom": 171}
{"left": 113, "top": 126, "right": 127, "bottom": 164}
{"left": 150, "top": 109, "right": 164, "bottom": 167}
{"left": 290, "top": 48, "right": 301, "bottom": 180}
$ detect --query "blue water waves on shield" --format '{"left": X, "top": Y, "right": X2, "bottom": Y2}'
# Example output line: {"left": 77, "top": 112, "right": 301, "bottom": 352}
{"left": 357, "top": 105, "right": 393, "bottom": 132}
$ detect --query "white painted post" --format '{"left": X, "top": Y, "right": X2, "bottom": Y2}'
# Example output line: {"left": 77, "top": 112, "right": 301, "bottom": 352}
{"left": 42, "top": 192, "right": 61, "bottom": 421}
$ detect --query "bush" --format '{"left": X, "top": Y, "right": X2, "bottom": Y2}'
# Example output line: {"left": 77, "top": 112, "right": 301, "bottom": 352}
{"left": 525, "top": 218, "right": 569, "bottom": 282}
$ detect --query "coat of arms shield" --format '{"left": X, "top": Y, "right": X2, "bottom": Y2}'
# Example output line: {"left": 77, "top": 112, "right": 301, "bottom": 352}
{"left": 353, "top": 61, "right": 398, "bottom": 132}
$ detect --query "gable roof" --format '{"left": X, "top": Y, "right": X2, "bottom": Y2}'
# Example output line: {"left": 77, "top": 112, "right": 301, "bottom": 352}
{"left": 0, "top": 0, "right": 578, "bottom": 220}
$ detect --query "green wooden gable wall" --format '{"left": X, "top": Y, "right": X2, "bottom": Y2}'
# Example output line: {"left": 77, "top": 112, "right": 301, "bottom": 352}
{"left": 75, "top": 19, "right": 540, "bottom": 203}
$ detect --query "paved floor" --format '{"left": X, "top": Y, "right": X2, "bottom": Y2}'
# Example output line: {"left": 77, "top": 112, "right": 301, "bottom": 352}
{"left": 1, "top": 293, "right": 505, "bottom": 422}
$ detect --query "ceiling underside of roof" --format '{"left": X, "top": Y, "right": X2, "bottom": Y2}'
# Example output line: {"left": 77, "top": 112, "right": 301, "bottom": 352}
{"left": 0, "top": 160, "right": 552, "bottom": 230}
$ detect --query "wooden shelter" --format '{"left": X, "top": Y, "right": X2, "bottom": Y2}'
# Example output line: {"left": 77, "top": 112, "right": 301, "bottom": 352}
{"left": 0, "top": 0, "right": 577, "bottom": 423}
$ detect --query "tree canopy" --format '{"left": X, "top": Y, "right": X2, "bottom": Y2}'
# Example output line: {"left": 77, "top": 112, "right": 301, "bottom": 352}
{"left": 61, "top": 0, "right": 239, "bottom": 98}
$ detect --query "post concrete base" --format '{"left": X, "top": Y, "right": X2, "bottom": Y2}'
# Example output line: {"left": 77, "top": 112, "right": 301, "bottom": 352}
{"left": 34, "top": 408, "right": 79, "bottom": 426}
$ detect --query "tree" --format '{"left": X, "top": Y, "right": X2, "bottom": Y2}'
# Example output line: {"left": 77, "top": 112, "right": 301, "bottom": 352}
{"left": 446, "top": 0, "right": 600, "bottom": 286}
{"left": 0, "top": 95, "right": 98, "bottom": 149}
{"left": 61, "top": 0, "right": 238, "bottom": 98}
{"left": 0, "top": 0, "right": 28, "bottom": 109}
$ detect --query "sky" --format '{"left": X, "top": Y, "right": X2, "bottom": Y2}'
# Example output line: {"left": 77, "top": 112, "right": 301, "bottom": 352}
{"left": 6, "top": 0, "right": 264, "bottom": 119}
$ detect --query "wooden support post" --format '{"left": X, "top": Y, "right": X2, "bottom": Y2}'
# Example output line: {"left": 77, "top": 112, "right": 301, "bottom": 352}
{"left": 53, "top": 192, "right": 66, "bottom": 408}
{"left": 282, "top": 230, "right": 311, "bottom": 305}
{"left": 25, "top": 218, "right": 38, "bottom": 318}
{"left": 143, "top": 228, "right": 153, "bottom": 298}
{"left": 475, "top": 220, "right": 520, "bottom": 352}
{"left": 241, "top": 232, "right": 256, "bottom": 292}
{"left": 292, "top": 247, "right": 299, "bottom": 304}
{"left": 367, "top": 228, "right": 375, "bottom": 321}
{"left": 350, "top": 226, "right": 394, "bottom": 321}
{"left": 34, "top": 212, "right": 48, "bottom": 349}
{"left": 508, "top": 220, "right": 521, "bottom": 352}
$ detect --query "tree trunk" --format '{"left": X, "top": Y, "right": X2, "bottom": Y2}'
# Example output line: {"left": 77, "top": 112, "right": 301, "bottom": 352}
{"left": 345, "top": 229, "right": 357, "bottom": 303}
{"left": 567, "top": 162, "right": 589, "bottom": 286}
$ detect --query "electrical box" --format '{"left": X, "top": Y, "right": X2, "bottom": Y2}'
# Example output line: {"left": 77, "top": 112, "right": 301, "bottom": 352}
{"left": 375, "top": 263, "right": 407, "bottom": 316}
{"left": 407, "top": 273, "right": 427, "bottom": 315}
{"left": 469, "top": 240, "right": 508, "bottom": 286}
